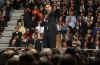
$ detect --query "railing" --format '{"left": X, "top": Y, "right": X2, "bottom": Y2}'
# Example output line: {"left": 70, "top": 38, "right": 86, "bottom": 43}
{"left": 80, "top": 49, "right": 100, "bottom": 51}
{"left": 0, "top": 47, "right": 26, "bottom": 50}
{"left": 0, "top": 47, "right": 99, "bottom": 50}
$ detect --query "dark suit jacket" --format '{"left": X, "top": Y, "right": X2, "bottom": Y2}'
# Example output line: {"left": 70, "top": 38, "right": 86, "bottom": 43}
{"left": 9, "top": 32, "right": 22, "bottom": 46}
{"left": 44, "top": 12, "right": 57, "bottom": 48}
{"left": 24, "top": 12, "right": 32, "bottom": 28}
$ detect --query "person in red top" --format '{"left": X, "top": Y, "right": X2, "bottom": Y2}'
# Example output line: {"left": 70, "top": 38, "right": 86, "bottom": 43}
{"left": 0, "top": 11, "right": 3, "bottom": 25}
{"left": 0, "top": 11, "right": 2, "bottom": 20}
{"left": 24, "top": 29, "right": 32, "bottom": 41}
{"left": 32, "top": 6, "right": 42, "bottom": 21}
{"left": 0, "top": 11, "right": 4, "bottom": 33}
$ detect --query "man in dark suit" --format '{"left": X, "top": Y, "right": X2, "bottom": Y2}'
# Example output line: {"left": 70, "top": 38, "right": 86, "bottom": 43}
{"left": 24, "top": 7, "right": 32, "bottom": 29}
{"left": 44, "top": 4, "right": 57, "bottom": 48}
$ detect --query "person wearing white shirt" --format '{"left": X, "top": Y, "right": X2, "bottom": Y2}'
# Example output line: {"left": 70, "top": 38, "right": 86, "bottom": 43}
{"left": 66, "top": 10, "right": 77, "bottom": 28}
{"left": 35, "top": 21, "right": 44, "bottom": 34}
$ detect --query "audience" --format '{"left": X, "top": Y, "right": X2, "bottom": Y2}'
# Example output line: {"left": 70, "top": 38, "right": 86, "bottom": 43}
{"left": 0, "top": 0, "right": 100, "bottom": 65}
{"left": 0, "top": 47, "right": 99, "bottom": 65}
{"left": 5, "top": 0, "right": 100, "bottom": 50}
{"left": 0, "top": 1, "right": 100, "bottom": 64}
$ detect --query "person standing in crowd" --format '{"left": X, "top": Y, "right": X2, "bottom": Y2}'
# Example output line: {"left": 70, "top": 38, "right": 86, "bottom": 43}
{"left": 24, "top": 7, "right": 32, "bottom": 29}
{"left": 44, "top": 4, "right": 57, "bottom": 48}
{"left": 84, "top": 29, "right": 95, "bottom": 49}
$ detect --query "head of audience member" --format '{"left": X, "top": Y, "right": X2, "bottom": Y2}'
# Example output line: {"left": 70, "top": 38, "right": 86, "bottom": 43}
{"left": 60, "top": 54, "right": 76, "bottom": 65}
{"left": 45, "top": 4, "right": 52, "bottom": 14}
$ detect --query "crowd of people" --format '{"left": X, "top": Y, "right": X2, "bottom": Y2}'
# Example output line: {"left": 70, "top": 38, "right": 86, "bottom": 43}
{"left": 0, "top": 47, "right": 99, "bottom": 65}
{"left": 0, "top": 0, "right": 100, "bottom": 50}
{"left": 7, "top": 0, "right": 100, "bottom": 50}
{"left": 0, "top": 0, "right": 100, "bottom": 65}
